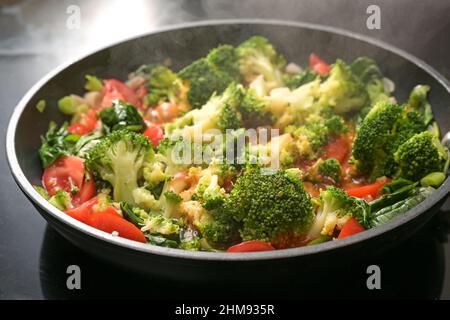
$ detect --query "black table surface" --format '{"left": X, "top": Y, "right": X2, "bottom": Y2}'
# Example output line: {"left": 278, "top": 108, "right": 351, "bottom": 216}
{"left": 1, "top": 0, "right": 450, "bottom": 299}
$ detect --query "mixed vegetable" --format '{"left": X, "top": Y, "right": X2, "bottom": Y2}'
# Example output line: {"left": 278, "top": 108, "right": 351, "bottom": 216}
{"left": 35, "top": 36, "right": 449, "bottom": 252}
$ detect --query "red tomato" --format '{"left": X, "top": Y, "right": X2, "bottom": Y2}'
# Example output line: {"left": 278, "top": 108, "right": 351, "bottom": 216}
{"left": 323, "top": 134, "right": 350, "bottom": 164}
{"left": 65, "top": 197, "right": 146, "bottom": 243}
{"left": 42, "top": 156, "right": 85, "bottom": 196}
{"left": 66, "top": 197, "right": 99, "bottom": 223}
{"left": 86, "top": 211, "right": 146, "bottom": 243}
{"left": 101, "top": 79, "right": 141, "bottom": 109}
{"left": 309, "top": 53, "right": 331, "bottom": 76}
{"left": 227, "top": 240, "right": 275, "bottom": 253}
{"left": 67, "top": 109, "right": 97, "bottom": 136}
{"left": 338, "top": 218, "right": 365, "bottom": 239}
{"left": 151, "top": 102, "right": 179, "bottom": 124}
{"left": 71, "top": 176, "right": 96, "bottom": 207}
{"left": 143, "top": 123, "right": 164, "bottom": 147}
{"left": 345, "top": 178, "right": 389, "bottom": 200}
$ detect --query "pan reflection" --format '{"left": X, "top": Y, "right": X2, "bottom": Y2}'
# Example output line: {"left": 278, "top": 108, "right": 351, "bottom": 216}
{"left": 39, "top": 214, "right": 446, "bottom": 299}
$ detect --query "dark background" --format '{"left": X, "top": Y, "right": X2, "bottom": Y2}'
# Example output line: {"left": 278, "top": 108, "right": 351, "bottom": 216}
{"left": 0, "top": 0, "right": 449, "bottom": 299}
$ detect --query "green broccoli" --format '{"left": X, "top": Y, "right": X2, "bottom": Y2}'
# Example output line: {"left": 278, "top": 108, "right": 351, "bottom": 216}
{"left": 284, "top": 68, "right": 319, "bottom": 90}
{"left": 318, "top": 59, "right": 369, "bottom": 114}
{"left": 165, "top": 83, "right": 244, "bottom": 138}
{"left": 407, "top": 84, "right": 434, "bottom": 126}
{"left": 238, "top": 87, "right": 274, "bottom": 127}
{"left": 178, "top": 48, "right": 237, "bottom": 109}
{"left": 193, "top": 170, "right": 226, "bottom": 210}
{"left": 48, "top": 190, "right": 72, "bottom": 211}
{"left": 318, "top": 158, "right": 342, "bottom": 183}
{"left": 286, "top": 113, "right": 347, "bottom": 159}
{"left": 225, "top": 167, "right": 313, "bottom": 243}
{"left": 382, "top": 110, "right": 427, "bottom": 176}
{"left": 352, "top": 101, "right": 403, "bottom": 179}
{"left": 207, "top": 44, "right": 241, "bottom": 82}
{"left": 353, "top": 100, "right": 431, "bottom": 180}
{"left": 394, "top": 131, "right": 447, "bottom": 180}
{"left": 308, "top": 186, "right": 369, "bottom": 239}
{"left": 86, "top": 130, "right": 154, "bottom": 203}
{"left": 99, "top": 100, "right": 146, "bottom": 133}
{"left": 179, "top": 200, "right": 239, "bottom": 248}
{"left": 131, "top": 64, "right": 180, "bottom": 107}
{"left": 236, "top": 36, "right": 286, "bottom": 87}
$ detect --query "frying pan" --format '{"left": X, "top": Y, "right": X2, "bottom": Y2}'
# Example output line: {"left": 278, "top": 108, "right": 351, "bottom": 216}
{"left": 6, "top": 20, "right": 450, "bottom": 281}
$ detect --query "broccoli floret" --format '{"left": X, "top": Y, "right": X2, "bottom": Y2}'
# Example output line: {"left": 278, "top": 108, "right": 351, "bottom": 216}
{"left": 165, "top": 83, "right": 244, "bottom": 138}
{"left": 352, "top": 101, "right": 403, "bottom": 179}
{"left": 180, "top": 200, "right": 239, "bottom": 248}
{"left": 141, "top": 214, "right": 180, "bottom": 236}
{"left": 225, "top": 167, "right": 313, "bottom": 244}
{"left": 86, "top": 130, "right": 154, "bottom": 203}
{"left": 286, "top": 113, "right": 348, "bottom": 159}
{"left": 207, "top": 44, "right": 241, "bottom": 82}
{"left": 194, "top": 170, "right": 226, "bottom": 210}
{"left": 394, "top": 131, "right": 447, "bottom": 180}
{"left": 48, "top": 190, "right": 72, "bottom": 211}
{"left": 353, "top": 101, "right": 430, "bottom": 180}
{"left": 99, "top": 100, "right": 146, "bottom": 133}
{"left": 156, "top": 137, "right": 205, "bottom": 175}
{"left": 236, "top": 36, "right": 286, "bottom": 87}
{"left": 308, "top": 186, "right": 369, "bottom": 239}
{"left": 131, "top": 64, "right": 181, "bottom": 107}
{"left": 265, "top": 78, "right": 321, "bottom": 129}
{"left": 163, "top": 190, "right": 182, "bottom": 204}
{"left": 284, "top": 68, "right": 319, "bottom": 90}
{"left": 132, "top": 187, "right": 162, "bottom": 212}
{"left": 382, "top": 110, "right": 427, "bottom": 176}
{"left": 238, "top": 87, "right": 274, "bottom": 127}
{"left": 179, "top": 46, "right": 240, "bottom": 110}
{"left": 318, "top": 59, "right": 369, "bottom": 114}
{"left": 318, "top": 158, "right": 342, "bottom": 183}
{"left": 407, "top": 85, "right": 434, "bottom": 126}
{"left": 121, "top": 201, "right": 180, "bottom": 236}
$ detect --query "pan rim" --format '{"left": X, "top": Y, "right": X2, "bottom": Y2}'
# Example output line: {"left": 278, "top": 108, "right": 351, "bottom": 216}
{"left": 6, "top": 18, "right": 450, "bottom": 262}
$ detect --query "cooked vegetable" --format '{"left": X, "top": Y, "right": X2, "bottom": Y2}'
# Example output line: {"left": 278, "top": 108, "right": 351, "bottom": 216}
{"left": 99, "top": 100, "right": 146, "bottom": 133}
{"left": 371, "top": 187, "right": 435, "bottom": 227}
{"left": 86, "top": 130, "right": 154, "bottom": 203}
{"left": 308, "top": 186, "right": 370, "bottom": 239}
{"left": 394, "top": 131, "right": 447, "bottom": 180}
{"left": 38, "top": 122, "right": 80, "bottom": 168}
{"left": 36, "top": 36, "right": 447, "bottom": 252}
{"left": 226, "top": 167, "right": 313, "bottom": 245}
{"left": 237, "top": 36, "right": 286, "bottom": 87}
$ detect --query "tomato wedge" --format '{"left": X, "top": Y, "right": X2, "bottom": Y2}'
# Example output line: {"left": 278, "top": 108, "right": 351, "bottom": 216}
{"left": 143, "top": 123, "right": 164, "bottom": 147}
{"left": 67, "top": 109, "right": 97, "bottom": 136}
{"left": 71, "top": 176, "right": 96, "bottom": 207}
{"left": 323, "top": 134, "right": 350, "bottom": 164}
{"left": 227, "top": 240, "right": 275, "bottom": 253}
{"left": 101, "top": 79, "right": 141, "bottom": 109}
{"left": 338, "top": 218, "right": 365, "bottom": 239}
{"left": 66, "top": 197, "right": 146, "bottom": 243}
{"left": 42, "top": 156, "right": 85, "bottom": 196}
{"left": 309, "top": 53, "right": 331, "bottom": 76}
{"left": 345, "top": 178, "right": 389, "bottom": 200}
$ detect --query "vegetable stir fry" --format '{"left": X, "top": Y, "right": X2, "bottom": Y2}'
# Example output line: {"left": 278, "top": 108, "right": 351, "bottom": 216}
{"left": 36, "top": 36, "right": 449, "bottom": 252}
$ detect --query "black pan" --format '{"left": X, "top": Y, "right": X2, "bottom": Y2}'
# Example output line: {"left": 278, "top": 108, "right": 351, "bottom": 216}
{"left": 6, "top": 20, "right": 450, "bottom": 282}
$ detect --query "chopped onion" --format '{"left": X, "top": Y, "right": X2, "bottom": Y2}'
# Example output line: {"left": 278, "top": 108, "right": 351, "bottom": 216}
{"left": 285, "top": 62, "right": 303, "bottom": 74}
{"left": 383, "top": 77, "right": 395, "bottom": 93}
